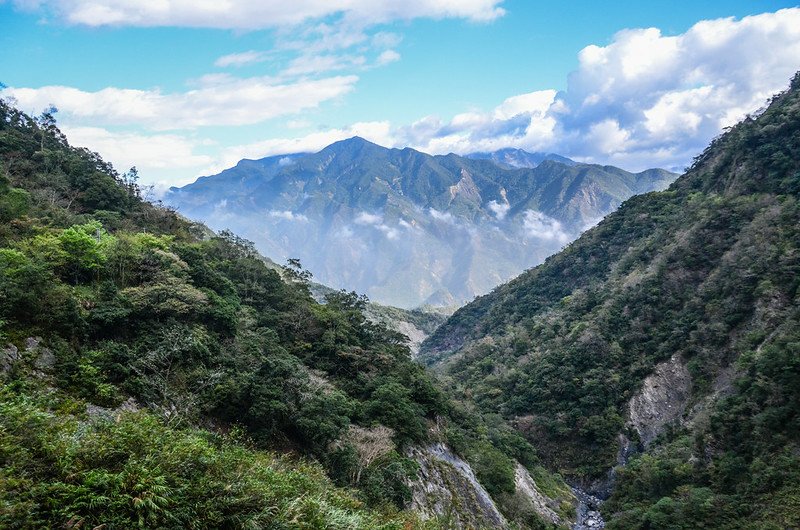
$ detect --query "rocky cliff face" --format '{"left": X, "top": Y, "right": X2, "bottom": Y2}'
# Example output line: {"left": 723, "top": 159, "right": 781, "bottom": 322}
{"left": 408, "top": 443, "right": 578, "bottom": 529}
{"left": 408, "top": 443, "right": 509, "bottom": 529}
{"left": 513, "top": 463, "right": 574, "bottom": 527}
{"left": 626, "top": 353, "right": 692, "bottom": 447}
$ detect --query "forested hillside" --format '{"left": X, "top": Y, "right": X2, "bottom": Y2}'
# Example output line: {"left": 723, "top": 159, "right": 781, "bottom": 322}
{"left": 422, "top": 73, "right": 800, "bottom": 528}
{"left": 0, "top": 99, "right": 555, "bottom": 528}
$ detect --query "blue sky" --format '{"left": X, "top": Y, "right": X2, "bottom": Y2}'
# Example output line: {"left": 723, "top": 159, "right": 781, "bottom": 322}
{"left": 2, "top": 1, "right": 799, "bottom": 189}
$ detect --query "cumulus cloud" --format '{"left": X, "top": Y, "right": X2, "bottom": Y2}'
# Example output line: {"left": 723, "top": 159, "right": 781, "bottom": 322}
{"left": 395, "top": 89, "right": 557, "bottom": 155}
{"left": 12, "top": 0, "right": 506, "bottom": 28}
{"left": 385, "top": 8, "right": 800, "bottom": 170}
{"left": 546, "top": 8, "right": 800, "bottom": 169}
{"left": 268, "top": 210, "right": 309, "bottom": 222}
{"left": 354, "top": 212, "right": 383, "bottom": 225}
{"left": 1, "top": 75, "right": 358, "bottom": 130}
{"left": 487, "top": 200, "right": 510, "bottom": 220}
{"left": 429, "top": 208, "right": 457, "bottom": 224}
{"left": 60, "top": 125, "right": 213, "bottom": 179}
{"left": 522, "top": 211, "right": 569, "bottom": 243}
{"left": 352, "top": 211, "right": 400, "bottom": 239}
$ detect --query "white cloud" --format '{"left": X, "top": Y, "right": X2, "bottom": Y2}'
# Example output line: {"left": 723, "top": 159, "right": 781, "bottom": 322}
{"left": 548, "top": 8, "right": 800, "bottom": 169}
{"left": 2, "top": 75, "right": 358, "bottom": 130}
{"left": 395, "top": 89, "right": 558, "bottom": 155}
{"left": 493, "top": 90, "right": 556, "bottom": 120}
{"left": 273, "top": 46, "right": 399, "bottom": 78}
{"left": 354, "top": 212, "right": 383, "bottom": 225}
{"left": 429, "top": 208, "right": 456, "bottom": 224}
{"left": 385, "top": 8, "right": 800, "bottom": 170}
{"left": 372, "top": 32, "right": 403, "bottom": 48}
{"left": 280, "top": 53, "right": 367, "bottom": 77}
{"left": 215, "top": 50, "right": 268, "bottom": 68}
{"left": 60, "top": 125, "right": 213, "bottom": 176}
{"left": 376, "top": 224, "right": 400, "bottom": 240}
{"left": 352, "top": 211, "right": 401, "bottom": 239}
{"left": 268, "top": 210, "right": 309, "bottom": 222}
{"left": 522, "top": 210, "right": 569, "bottom": 243}
{"left": 13, "top": 0, "right": 506, "bottom": 28}
{"left": 376, "top": 49, "right": 401, "bottom": 66}
{"left": 487, "top": 200, "right": 510, "bottom": 220}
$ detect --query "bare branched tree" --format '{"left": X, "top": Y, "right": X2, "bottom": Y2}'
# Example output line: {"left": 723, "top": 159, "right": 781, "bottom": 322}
{"left": 337, "top": 424, "right": 395, "bottom": 484}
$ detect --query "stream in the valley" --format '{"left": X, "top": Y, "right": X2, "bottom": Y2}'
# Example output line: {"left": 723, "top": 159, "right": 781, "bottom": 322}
{"left": 572, "top": 488, "right": 605, "bottom": 529}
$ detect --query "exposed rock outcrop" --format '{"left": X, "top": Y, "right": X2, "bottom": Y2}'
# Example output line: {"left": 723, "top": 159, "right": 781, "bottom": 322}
{"left": 2, "top": 337, "right": 55, "bottom": 376}
{"left": 626, "top": 353, "right": 692, "bottom": 447}
{"left": 513, "top": 462, "right": 572, "bottom": 527}
{"left": 408, "top": 443, "right": 508, "bottom": 529}
{"left": 408, "top": 443, "right": 578, "bottom": 529}
{"left": 390, "top": 319, "right": 429, "bottom": 357}
{"left": 1, "top": 343, "right": 20, "bottom": 373}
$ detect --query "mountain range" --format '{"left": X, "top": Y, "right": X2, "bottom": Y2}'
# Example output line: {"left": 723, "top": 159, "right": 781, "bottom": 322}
{"left": 166, "top": 140, "right": 676, "bottom": 308}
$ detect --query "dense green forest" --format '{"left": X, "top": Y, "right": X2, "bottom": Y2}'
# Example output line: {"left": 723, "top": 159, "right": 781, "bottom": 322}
{"left": 422, "top": 74, "right": 800, "bottom": 528}
{"left": 0, "top": 99, "right": 554, "bottom": 528}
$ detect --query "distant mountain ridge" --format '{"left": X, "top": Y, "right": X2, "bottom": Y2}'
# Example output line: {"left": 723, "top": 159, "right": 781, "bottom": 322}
{"left": 166, "top": 139, "right": 676, "bottom": 307}
{"left": 466, "top": 148, "right": 576, "bottom": 168}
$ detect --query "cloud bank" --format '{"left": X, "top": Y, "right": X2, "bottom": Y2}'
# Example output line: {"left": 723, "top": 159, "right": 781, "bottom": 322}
{"left": 3, "top": 75, "right": 358, "bottom": 130}
{"left": 398, "top": 8, "right": 800, "bottom": 170}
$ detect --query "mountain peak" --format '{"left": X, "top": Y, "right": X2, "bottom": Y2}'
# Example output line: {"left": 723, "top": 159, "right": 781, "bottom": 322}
{"left": 327, "top": 136, "right": 384, "bottom": 150}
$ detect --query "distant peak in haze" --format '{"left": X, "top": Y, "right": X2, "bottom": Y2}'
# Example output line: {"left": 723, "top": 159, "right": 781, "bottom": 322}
{"left": 466, "top": 148, "right": 576, "bottom": 169}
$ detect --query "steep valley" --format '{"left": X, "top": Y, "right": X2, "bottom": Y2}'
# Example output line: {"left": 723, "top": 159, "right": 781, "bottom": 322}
{"left": 0, "top": 97, "right": 580, "bottom": 529}
{"left": 2, "top": 57, "right": 799, "bottom": 530}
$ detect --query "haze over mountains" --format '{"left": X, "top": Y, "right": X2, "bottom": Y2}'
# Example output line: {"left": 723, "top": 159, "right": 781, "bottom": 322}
{"left": 166, "top": 139, "right": 676, "bottom": 307}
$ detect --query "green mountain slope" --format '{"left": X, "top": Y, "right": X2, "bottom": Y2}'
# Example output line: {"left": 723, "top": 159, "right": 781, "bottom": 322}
{"left": 0, "top": 99, "right": 560, "bottom": 528}
{"left": 421, "top": 74, "right": 800, "bottom": 528}
{"left": 166, "top": 139, "right": 675, "bottom": 308}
